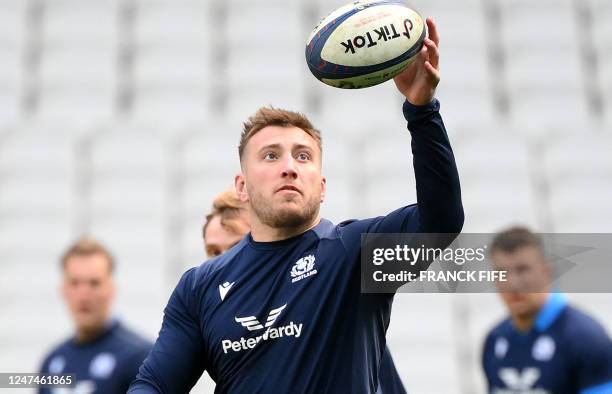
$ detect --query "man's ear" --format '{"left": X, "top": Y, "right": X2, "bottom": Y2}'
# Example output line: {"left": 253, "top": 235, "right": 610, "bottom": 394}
{"left": 235, "top": 173, "right": 249, "bottom": 203}
{"left": 320, "top": 176, "right": 326, "bottom": 203}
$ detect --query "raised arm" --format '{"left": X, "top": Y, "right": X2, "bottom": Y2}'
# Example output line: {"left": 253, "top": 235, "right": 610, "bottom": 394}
{"left": 395, "top": 17, "right": 463, "bottom": 234}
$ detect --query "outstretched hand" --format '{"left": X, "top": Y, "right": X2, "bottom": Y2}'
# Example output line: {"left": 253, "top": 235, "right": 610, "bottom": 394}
{"left": 393, "top": 17, "right": 440, "bottom": 106}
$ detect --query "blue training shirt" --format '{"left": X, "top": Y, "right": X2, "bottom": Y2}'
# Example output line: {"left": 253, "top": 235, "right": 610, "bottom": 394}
{"left": 129, "top": 99, "right": 463, "bottom": 394}
{"left": 39, "top": 319, "right": 152, "bottom": 394}
{"left": 483, "top": 293, "right": 612, "bottom": 394}
{"left": 378, "top": 349, "right": 408, "bottom": 394}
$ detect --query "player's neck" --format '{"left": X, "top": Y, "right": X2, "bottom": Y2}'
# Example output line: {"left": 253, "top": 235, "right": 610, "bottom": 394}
{"left": 75, "top": 321, "right": 110, "bottom": 343}
{"left": 250, "top": 215, "right": 321, "bottom": 242}
{"left": 511, "top": 293, "right": 551, "bottom": 332}
{"left": 511, "top": 314, "right": 537, "bottom": 332}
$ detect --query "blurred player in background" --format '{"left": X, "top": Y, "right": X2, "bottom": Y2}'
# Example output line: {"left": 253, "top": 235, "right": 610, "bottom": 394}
{"left": 482, "top": 227, "right": 612, "bottom": 394}
{"left": 130, "top": 17, "right": 462, "bottom": 393}
{"left": 202, "top": 189, "right": 250, "bottom": 259}
{"left": 202, "top": 188, "right": 407, "bottom": 394}
{"left": 38, "top": 238, "right": 152, "bottom": 394}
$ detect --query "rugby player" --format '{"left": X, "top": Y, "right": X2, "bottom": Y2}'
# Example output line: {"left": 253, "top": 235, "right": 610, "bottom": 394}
{"left": 482, "top": 227, "right": 612, "bottom": 394}
{"left": 130, "top": 17, "right": 463, "bottom": 393}
{"left": 202, "top": 189, "right": 408, "bottom": 394}
{"left": 39, "top": 238, "right": 152, "bottom": 393}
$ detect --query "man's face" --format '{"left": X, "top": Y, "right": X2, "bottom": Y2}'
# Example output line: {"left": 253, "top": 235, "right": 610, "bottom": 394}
{"left": 237, "top": 125, "right": 326, "bottom": 228}
{"left": 62, "top": 254, "right": 115, "bottom": 333}
{"left": 491, "top": 246, "right": 551, "bottom": 318}
{"left": 205, "top": 215, "right": 247, "bottom": 258}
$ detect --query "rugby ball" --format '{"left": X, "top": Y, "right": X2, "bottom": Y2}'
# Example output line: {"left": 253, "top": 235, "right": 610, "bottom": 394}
{"left": 305, "top": 0, "right": 426, "bottom": 89}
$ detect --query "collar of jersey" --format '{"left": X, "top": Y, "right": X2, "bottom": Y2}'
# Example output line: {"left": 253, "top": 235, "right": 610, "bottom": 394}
{"left": 246, "top": 219, "right": 331, "bottom": 250}
{"left": 533, "top": 292, "right": 567, "bottom": 332}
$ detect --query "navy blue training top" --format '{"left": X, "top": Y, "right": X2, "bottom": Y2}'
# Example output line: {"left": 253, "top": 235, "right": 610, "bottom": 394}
{"left": 129, "top": 99, "right": 463, "bottom": 394}
{"left": 39, "top": 319, "right": 152, "bottom": 394}
{"left": 483, "top": 293, "right": 612, "bottom": 394}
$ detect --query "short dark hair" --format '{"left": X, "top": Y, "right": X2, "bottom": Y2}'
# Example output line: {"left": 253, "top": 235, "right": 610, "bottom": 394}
{"left": 490, "top": 226, "right": 543, "bottom": 255}
{"left": 61, "top": 238, "right": 115, "bottom": 274}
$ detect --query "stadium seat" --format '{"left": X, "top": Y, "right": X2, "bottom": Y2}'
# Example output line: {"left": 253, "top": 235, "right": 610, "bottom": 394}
{"left": 461, "top": 179, "right": 539, "bottom": 232}
{"left": 0, "top": 46, "right": 25, "bottom": 90}
{"left": 0, "top": 33, "right": 26, "bottom": 125}
{"left": 410, "top": 0, "right": 487, "bottom": 49}
{"left": 225, "top": 47, "right": 303, "bottom": 86}
{"left": 453, "top": 133, "right": 531, "bottom": 181}
{"left": 548, "top": 179, "right": 612, "bottom": 232}
{"left": 504, "top": 46, "right": 584, "bottom": 89}
{"left": 542, "top": 132, "right": 612, "bottom": 184}
{"left": 436, "top": 85, "right": 497, "bottom": 130}
{"left": 0, "top": 129, "right": 76, "bottom": 177}
{"left": 41, "top": 0, "right": 120, "bottom": 48}
{"left": 89, "top": 128, "right": 167, "bottom": 223}
{"left": 131, "top": 88, "right": 210, "bottom": 127}
{"left": 35, "top": 44, "right": 118, "bottom": 126}
{"left": 225, "top": 2, "right": 302, "bottom": 50}
{"left": 0, "top": 90, "right": 21, "bottom": 125}
{"left": 599, "top": 52, "right": 612, "bottom": 122}
{"left": 0, "top": 1, "right": 28, "bottom": 49}
{"left": 498, "top": 0, "right": 578, "bottom": 48}
{"left": 361, "top": 132, "right": 418, "bottom": 216}
{"left": 0, "top": 217, "right": 75, "bottom": 264}
{"left": 506, "top": 88, "right": 590, "bottom": 132}
{"left": 0, "top": 130, "right": 77, "bottom": 322}
{"left": 39, "top": 48, "right": 117, "bottom": 88}
{"left": 36, "top": 87, "right": 117, "bottom": 128}
{"left": 134, "top": 1, "right": 210, "bottom": 48}
{"left": 317, "top": 82, "right": 407, "bottom": 135}
{"left": 180, "top": 128, "right": 241, "bottom": 218}
{"left": 388, "top": 294, "right": 461, "bottom": 393}
{"left": 442, "top": 46, "right": 491, "bottom": 90}
{"left": 133, "top": 48, "right": 209, "bottom": 89}
{"left": 88, "top": 129, "right": 168, "bottom": 281}
{"left": 590, "top": 0, "right": 612, "bottom": 51}
{"left": 320, "top": 177, "right": 353, "bottom": 224}
{"left": 592, "top": 13, "right": 612, "bottom": 55}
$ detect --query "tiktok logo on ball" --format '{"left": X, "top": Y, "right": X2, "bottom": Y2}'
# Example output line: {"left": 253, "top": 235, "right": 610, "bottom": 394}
{"left": 341, "top": 20, "right": 414, "bottom": 54}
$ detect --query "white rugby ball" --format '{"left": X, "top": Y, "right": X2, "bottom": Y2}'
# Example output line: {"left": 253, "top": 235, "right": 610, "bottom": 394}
{"left": 305, "top": 0, "right": 425, "bottom": 89}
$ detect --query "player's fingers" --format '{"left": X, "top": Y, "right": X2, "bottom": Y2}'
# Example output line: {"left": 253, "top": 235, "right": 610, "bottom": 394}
{"left": 425, "top": 61, "right": 440, "bottom": 84}
{"left": 416, "top": 43, "right": 429, "bottom": 65}
{"left": 424, "top": 38, "right": 439, "bottom": 69}
{"left": 426, "top": 17, "right": 440, "bottom": 47}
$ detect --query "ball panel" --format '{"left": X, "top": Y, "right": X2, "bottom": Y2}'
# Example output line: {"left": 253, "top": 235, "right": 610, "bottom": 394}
{"left": 320, "top": 51, "right": 419, "bottom": 89}
{"left": 308, "top": 28, "right": 423, "bottom": 81}
{"left": 321, "top": 5, "right": 425, "bottom": 68}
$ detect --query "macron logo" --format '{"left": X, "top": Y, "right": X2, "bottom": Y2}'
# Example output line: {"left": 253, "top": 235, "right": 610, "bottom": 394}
{"left": 219, "top": 281, "right": 235, "bottom": 301}
{"left": 290, "top": 255, "right": 317, "bottom": 283}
